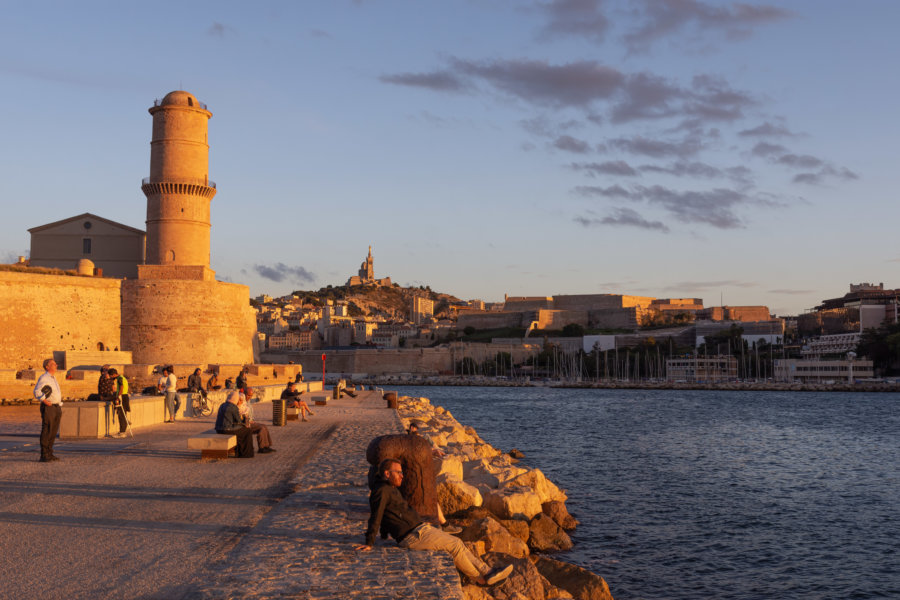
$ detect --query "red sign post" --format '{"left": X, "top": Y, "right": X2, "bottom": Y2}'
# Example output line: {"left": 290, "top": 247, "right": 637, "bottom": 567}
{"left": 321, "top": 353, "right": 326, "bottom": 387}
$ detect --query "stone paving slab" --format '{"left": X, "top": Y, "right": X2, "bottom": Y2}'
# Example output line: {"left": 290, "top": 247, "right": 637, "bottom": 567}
{"left": 0, "top": 391, "right": 464, "bottom": 600}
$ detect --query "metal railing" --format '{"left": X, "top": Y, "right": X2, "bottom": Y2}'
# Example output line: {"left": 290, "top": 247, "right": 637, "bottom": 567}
{"left": 142, "top": 177, "right": 216, "bottom": 188}
{"left": 152, "top": 98, "right": 208, "bottom": 110}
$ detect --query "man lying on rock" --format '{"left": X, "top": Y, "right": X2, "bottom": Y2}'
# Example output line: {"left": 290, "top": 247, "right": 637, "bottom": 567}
{"left": 355, "top": 458, "right": 513, "bottom": 587}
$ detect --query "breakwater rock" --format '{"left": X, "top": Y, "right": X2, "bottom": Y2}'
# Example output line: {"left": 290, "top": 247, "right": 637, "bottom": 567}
{"left": 398, "top": 395, "right": 614, "bottom": 600}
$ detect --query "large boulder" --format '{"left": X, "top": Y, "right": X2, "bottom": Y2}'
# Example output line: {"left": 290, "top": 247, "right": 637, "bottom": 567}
{"left": 528, "top": 513, "right": 573, "bottom": 552}
{"left": 483, "top": 486, "right": 543, "bottom": 521}
{"left": 531, "top": 556, "right": 614, "bottom": 600}
{"left": 498, "top": 518, "right": 530, "bottom": 543}
{"left": 459, "top": 517, "right": 529, "bottom": 559}
{"left": 434, "top": 454, "right": 464, "bottom": 479}
{"left": 473, "top": 442, "right": 502, "bottom": 459}
{"left": 482, "top": 553, "right": 546, "bottom": 600}
{"left": 461, "top": 584, "right": 492, "bottom": 600}
{"left": 365, "top": 433, "right": 438, "bottom": 522}
{"left": 504, "top": 469, "right": 567, "bottom": 503}
{"left": 542, "top": 501, "right": 579, "bottom": 531}
{"left": 437, "top": 473, "right": 483, "bottom": 515}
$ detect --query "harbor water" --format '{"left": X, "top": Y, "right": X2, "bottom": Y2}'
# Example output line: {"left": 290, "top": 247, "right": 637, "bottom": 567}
{"left": 396, "top": 386, "right": 900, "bottom": 600}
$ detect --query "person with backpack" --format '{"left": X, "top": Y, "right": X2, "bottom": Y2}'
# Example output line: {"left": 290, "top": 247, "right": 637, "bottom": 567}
{"left": 108, "top": 368, "right": 130, "bottom": 438}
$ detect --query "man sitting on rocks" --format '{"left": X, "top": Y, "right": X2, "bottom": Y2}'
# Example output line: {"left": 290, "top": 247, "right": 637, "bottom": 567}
{"left": 355, "top": 458, "right": 513, "bottom": 587}
{"left": 280, "top": 381, "right": 314, "bottom": 421}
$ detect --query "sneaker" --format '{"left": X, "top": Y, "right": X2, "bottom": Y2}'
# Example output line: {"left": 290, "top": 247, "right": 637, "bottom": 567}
{"left": 49, "top": 455, "right": 61, "bottom": 461}
{"left": 482, "top": 564, "right": 513, "bottom": 586}
{"left": 259, "top": 447, "right": 276, "bottom": 454}
{"left": 442, "top": 524, "right": 463, "bottom": 534}
{"left": 113, "top": 432, "right": 127, "bottom": 438}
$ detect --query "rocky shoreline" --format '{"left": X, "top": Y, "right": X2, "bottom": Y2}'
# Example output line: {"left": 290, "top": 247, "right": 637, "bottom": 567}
{"left": 398, "top": 394, "right": 613, "bottom": 600}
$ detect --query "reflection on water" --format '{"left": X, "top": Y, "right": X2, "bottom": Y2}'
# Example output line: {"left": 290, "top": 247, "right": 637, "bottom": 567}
{"left": 397, "top": 386, "right": 900, "bottom": 600}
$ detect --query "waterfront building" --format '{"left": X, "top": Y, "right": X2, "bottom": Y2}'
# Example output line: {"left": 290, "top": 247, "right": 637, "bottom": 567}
{"left": 774, "top": 358, "right": 874, "bottom": 383}
{"left": 798, "top": 283, "right": 900, "bottom": 336}
{"left": 666, "top": 356, "right": 738, "bottom": 383}
{"left": 801, "top": 333, "right": 861, "bottom": 359}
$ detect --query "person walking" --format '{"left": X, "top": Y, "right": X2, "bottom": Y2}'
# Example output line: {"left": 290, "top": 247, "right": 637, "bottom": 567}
{"left": 34, "top": 358, "right": 63, "bottom": 462}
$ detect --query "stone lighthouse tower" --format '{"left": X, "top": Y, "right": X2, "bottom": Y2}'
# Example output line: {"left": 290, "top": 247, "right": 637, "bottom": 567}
{"left": 141, "top": 90, "right": 216, "bottom": 279}
{"left": 121, "top": 91, "right": 256, "bottom": 365}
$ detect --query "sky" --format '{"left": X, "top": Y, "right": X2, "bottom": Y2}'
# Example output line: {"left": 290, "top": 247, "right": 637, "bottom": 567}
{"left": 1, "top": 1, "right": 898, "bottom": 316}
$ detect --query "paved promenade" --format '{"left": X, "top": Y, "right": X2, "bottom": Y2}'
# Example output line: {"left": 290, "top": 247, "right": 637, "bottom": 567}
{"left": 0, "top": 392, "right": 464, "bottom": 600}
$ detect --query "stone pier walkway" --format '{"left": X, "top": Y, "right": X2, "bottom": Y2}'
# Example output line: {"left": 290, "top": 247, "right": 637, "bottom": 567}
{"left": 0, "top": 391, "right": 464, "bottom": 600}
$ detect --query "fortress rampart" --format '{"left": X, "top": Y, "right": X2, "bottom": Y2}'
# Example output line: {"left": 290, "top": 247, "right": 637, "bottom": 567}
{"left": 0, "top": 271, "right": 122, "bottom": 370}
{"left": 121, "top": 279, "right": 256, "bottom": 365}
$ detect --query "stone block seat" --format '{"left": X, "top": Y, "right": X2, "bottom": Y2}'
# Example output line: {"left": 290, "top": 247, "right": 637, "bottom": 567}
{"left": 286, "top": 407, "right": 300, "bottom": 421}
{"left": 311, "top": 395, "right": 328, "bottom": 406}
{"left": 187, "top": 429, "right": 236, "bottom": 459}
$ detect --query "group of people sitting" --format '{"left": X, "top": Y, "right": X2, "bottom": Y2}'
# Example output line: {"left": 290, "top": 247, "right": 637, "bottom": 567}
{"left": 214, "top": 386, "right": 276, "bottom": 457}
{"left": 210, "top": 379, "right": 314, "bottom": 457}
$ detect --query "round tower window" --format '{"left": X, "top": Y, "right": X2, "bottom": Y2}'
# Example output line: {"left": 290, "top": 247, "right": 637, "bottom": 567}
{"left": 84, "top": 221, "right": 92, "bottom": 230}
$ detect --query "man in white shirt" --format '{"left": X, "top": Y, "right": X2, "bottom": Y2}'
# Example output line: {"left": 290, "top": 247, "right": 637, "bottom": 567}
{"left": 33, "top": 358, "right": 62, "bottom": 462}
{"left": 163, "top": 365, "right": 179, "bottom": 422}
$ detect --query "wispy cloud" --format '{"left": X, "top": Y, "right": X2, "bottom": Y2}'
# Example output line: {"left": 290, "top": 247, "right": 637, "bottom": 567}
{"left": 553, "top": 134, "right": 592, "bottom": 153}
{"left": 379, "top": 70, "right": 469, "bottom": 92}
{"left": 208, "top": 22, "right": 235, "bottom": 37}
{"left": 768, "top": 288, "right": 814, "bottom": 295}
{"left": 662, "top": 280, "right": 758, "bottom": 292}
{"left": 538, "top": 0, "right": 610, "bottom": 44}
{"left": 572, "top": 160, "right": 638, "bottom": 176}
{"left": 254, "top": 263, "right": 316, "bottom": 284}
{"left": 738, "top": 121, "right": 797, "bottom": 138}
{"left": 624, "top": 0, "right": 793, "bottom": 53}
{"left": 575, "top": 207, "right": 670, "bottom": 232}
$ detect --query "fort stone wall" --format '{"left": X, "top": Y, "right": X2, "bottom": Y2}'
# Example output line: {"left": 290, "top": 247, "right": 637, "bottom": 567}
{"left": 121, "top": 279, "right": 256, "bottom": 366}
{"left": 0, "top": 271, "right": 122, "bottom": 370}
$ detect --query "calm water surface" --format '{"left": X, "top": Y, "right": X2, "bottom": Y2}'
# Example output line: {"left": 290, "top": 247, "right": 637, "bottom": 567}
{"left": 396, "top": 386, "right": 900, "bottom": 600}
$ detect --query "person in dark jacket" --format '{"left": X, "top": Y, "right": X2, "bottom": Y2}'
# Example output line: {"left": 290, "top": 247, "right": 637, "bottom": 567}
{"left": 187, "top": 368, "right": 207, "bottom": 399}
{"left": 355, "top": 458, "right": 512, "bottom": 586}
{"left": 214, "top": 391, "right": 254, "bottom": 458}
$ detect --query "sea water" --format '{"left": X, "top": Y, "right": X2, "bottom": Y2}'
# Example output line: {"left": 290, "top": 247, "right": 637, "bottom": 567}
{"left": 396, "top": 386, "right": 900, "bottom": 600}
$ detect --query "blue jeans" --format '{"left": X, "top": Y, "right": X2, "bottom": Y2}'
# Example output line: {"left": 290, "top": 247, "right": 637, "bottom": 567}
{"left": 165, "top": 392, "right": 180, "bottom": 420}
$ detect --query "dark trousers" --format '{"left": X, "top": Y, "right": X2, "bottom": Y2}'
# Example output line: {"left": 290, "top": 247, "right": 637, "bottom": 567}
{"left": 40, "top": 404, "right": 62, "bottom": 459}
{"left": 116, "top": 395, "right": 131, "bottom": 433}
{"left": 220, "top": 427, "right": 255, "bottom": 458}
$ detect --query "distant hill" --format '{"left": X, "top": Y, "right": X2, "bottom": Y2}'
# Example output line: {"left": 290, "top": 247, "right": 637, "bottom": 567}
{"left": 288, "top": 284, "right": 460, "bottom": 321}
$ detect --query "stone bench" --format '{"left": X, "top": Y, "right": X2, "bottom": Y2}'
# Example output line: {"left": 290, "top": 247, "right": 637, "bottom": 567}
{"left": 187, "top": 429, "right": 236, "bottom": 459}
{"left": 311, "top": 395, "right": 328, "bottom": 406}
{"left": 286, "top": 407, "right": 300, "bottom": 421}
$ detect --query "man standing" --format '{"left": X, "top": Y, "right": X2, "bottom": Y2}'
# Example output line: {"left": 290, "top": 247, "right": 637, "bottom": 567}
{"left": 355, "top": 458, "right": 513, "bottom": 587}
{"left": 163, "top": 365, "right": 179, "bottom": 423}
{"left": 34, "top": 358, "right": 63, "bottom": 462}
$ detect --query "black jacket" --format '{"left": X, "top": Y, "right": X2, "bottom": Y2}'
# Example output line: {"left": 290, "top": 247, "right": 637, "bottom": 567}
{"left": 365, "top": 480, "right": 422, "bottom": 546}
{"left": 215, "top": 402, "right": 244, "bottom": 432}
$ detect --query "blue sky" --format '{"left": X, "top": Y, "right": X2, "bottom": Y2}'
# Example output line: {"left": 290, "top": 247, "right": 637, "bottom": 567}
{"left": 1, "top": 1, "right": 897, "bottom": 316}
